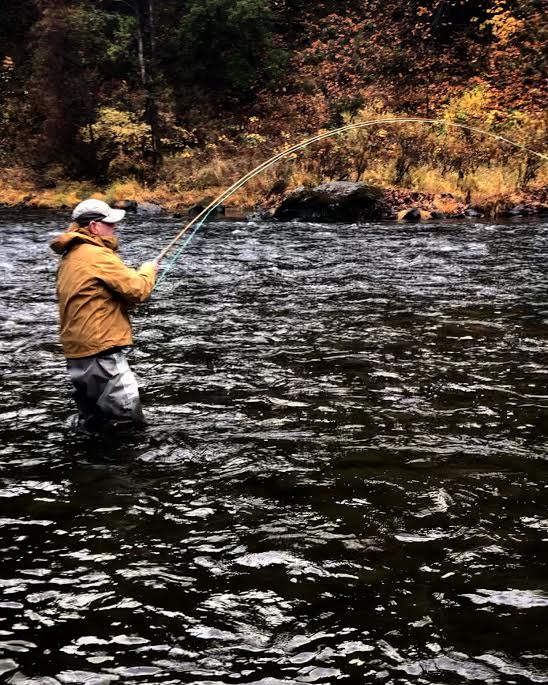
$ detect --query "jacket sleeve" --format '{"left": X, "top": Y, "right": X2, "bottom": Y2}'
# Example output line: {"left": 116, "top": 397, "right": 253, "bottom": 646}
{"left": 94, "top": 249, "right": 156, "bottom": 304}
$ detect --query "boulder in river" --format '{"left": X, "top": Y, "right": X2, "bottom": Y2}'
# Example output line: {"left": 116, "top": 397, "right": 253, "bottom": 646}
{"left": 273, "top": 181, "right": 385, "bottom": 223}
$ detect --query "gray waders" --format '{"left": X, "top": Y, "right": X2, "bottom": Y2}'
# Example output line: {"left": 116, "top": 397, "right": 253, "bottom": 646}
{"left": 66, "top": 349, "right": 145, "bottom": 432}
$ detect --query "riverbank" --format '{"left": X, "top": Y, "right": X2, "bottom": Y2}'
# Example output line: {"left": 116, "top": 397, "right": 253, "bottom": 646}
{"left": 0, "top": 166, "right": 546, "bottom": 220}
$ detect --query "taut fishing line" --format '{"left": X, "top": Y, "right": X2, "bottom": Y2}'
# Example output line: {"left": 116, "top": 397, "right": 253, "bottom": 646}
{"left": 153, "top": 116, "right": 547, "bottom": 288}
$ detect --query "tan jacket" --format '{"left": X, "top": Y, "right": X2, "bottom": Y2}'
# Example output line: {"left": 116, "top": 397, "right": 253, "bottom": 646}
{"left": 50, "top": 226, "right": 156, "bottom": 358}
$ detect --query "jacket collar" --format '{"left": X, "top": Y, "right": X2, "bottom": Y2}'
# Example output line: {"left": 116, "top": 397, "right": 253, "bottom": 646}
{"left": 50, "top": 224, "right": 119, "bottom": 255}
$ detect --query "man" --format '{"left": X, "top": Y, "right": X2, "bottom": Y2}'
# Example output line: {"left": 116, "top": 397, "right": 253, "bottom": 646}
{"left": 50, "top": 198, "right": 158, "bottom": 432}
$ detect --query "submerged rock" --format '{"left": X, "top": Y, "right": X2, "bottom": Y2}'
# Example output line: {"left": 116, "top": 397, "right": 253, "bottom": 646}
{"left": 273, "top": 181, "right": 385, "bottom": 223}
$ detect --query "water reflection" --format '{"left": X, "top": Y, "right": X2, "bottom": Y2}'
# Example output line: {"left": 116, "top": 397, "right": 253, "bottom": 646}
{"left": 0, "top": 211, "right": 547, "bottom": 683}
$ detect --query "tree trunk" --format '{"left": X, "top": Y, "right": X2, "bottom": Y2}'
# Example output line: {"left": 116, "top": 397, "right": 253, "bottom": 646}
{"left": 136, "top": 9, "right": 146, "bottom": 85}
{"left": 134, "top": 0, "right": 161, "bottom": 170}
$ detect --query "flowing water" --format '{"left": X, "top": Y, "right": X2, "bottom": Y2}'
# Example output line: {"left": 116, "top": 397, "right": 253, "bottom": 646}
{"left": 0, "top": 210, "right": 547, "bottom": 684}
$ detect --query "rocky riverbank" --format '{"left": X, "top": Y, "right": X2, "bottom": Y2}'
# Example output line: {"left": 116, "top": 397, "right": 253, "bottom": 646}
{"left": 267, "top": 182, "right": 548, "bottom": 222}
{"left": 1, "top": 179, "right": 546, "bottom": 222}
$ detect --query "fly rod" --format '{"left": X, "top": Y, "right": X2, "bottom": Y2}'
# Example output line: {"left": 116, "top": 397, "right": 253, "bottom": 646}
{"left": 153, "top": 117, "right": 548, "bottom": 284}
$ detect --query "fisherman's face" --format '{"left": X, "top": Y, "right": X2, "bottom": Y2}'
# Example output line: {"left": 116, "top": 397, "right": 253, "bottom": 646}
{"left": 89, "top": 220, "right": 118, "bottom": 237}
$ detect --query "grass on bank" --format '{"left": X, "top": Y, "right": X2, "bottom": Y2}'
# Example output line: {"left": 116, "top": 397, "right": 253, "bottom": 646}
{"left": 0, "top": 157, "right": 548, "bottom": 212}
{"left": 1, "top": 149, "right": 546, "bottom": 215}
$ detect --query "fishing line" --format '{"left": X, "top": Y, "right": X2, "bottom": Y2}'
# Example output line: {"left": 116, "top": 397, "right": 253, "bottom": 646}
{"left": 153, "top": 116, "right": 547, "bottom": 287}
{"left": 155, "top": 215, "right": 208, "bottom": 287}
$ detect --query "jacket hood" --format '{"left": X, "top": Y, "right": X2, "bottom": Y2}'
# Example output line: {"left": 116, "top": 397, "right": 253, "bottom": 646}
{"left": 50, "top": 224, "right": 119, "bottom": 255}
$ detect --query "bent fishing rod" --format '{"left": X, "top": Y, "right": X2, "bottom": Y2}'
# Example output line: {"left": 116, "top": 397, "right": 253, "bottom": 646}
{"left": 153, "top": 116, "right": 548, "bottom": 287}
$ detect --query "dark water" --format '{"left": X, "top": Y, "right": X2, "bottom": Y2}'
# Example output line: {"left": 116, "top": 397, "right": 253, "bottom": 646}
{"left": 0, "top": 210, "right": 547, "bottom": 684}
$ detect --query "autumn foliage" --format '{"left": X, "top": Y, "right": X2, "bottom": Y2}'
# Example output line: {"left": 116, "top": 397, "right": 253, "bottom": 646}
{"left": 0, "top": 0, "right": 546, "bottom": 206}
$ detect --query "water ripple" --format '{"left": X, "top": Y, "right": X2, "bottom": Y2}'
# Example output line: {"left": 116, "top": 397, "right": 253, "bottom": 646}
{"left": 0, "top": 212, "right": 547, "bottom": 682}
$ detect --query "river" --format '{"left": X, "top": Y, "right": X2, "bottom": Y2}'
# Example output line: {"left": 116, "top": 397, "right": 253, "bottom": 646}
{"left": 0, "top": 210, "right": 547, "bottom": 684}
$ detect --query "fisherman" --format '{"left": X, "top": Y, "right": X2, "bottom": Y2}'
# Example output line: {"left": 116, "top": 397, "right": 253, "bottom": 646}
{"left": 50, "top": 198, "right": 158, "bottom": 433}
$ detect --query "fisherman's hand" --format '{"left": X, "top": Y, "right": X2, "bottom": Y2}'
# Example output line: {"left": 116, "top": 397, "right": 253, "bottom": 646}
{"left": 142, "top": 260, "right": 160, "bottom": 274}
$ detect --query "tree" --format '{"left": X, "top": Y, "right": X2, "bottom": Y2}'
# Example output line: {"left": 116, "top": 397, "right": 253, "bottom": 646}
{"left": 171, "top": 0, "right": 285, "bottom": 99}
{"left": 109, "top": 0, "right": 162, "bottom": 168}
{"left": 28, "top": 1, "right": 103, "bottom": 179}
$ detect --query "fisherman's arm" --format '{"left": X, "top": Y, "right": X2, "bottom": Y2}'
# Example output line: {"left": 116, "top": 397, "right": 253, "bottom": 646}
{"left": 95, "top": 250, "right": 158, "bottom": 304}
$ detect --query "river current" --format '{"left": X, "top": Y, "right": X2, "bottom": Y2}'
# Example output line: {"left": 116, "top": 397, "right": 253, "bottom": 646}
{"left": 0, "top": 211, "right": 547, "bottom": 684}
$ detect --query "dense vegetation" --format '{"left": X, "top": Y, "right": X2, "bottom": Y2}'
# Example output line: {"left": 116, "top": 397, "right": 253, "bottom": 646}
{"left": 0, "top": 0, "right": 546, "bottom": 209}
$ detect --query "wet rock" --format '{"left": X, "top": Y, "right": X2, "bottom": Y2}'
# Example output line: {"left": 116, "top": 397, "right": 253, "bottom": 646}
{"left": 397, "top": 207, "right": 421, "bottom": 222}
{"left": 464, "top": 207, "right": 483, "bottom": 217}
{"left": 507, "top": 203, "right": 536, "bottom": 216}
{"left": 188, "top": 198, "right": 225, "bottom": 218}
{"left": 112, "top": 199, "right": 138, "bottom": 212}
{"left": 418, "top": 209, "right": 442, "bottom": 220}
{"left": 136, "top": 201, "right": 164, "bottom": 215}
{"left": 273, "top": 181, "right": 385, "bottom": 222}
{"left": 428, "top": 210, "right": 445, "bottom": 219}
{"left": 246, "top": 208, "right": 274, "bottom": 221}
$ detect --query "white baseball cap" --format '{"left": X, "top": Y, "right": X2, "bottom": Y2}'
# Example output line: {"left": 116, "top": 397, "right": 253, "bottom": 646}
{"left": 71, "top": 198, "right": 126, "bottom": 225}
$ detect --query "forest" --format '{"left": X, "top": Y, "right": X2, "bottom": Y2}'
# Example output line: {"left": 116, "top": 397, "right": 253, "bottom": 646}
{"left": 0, "top": 0, "right": 546, "bottom": 213}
